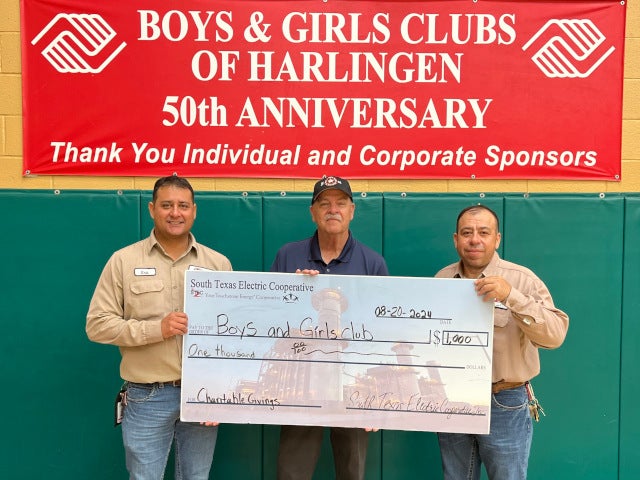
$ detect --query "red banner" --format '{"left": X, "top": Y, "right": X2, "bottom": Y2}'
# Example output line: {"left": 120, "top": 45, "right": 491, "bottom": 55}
{"left": 21, "top": 1, "right": 626, "bottom": 179}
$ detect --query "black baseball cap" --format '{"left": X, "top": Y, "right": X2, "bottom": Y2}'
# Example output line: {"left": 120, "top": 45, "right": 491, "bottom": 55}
{"left": 311, "top": 176, "right": 353, "bottom": 204}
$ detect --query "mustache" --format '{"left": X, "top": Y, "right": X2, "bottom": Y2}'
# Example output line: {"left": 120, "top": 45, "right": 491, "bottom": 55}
{"left": 324, "top": 214, "right": 342, "bottom": 221}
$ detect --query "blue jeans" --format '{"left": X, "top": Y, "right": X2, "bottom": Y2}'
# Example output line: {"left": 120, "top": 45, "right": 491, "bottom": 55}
{"left": 438, "top": 386, "right": 533, "bottom": 480}
{"left": 122, "top": 382, "right": 218, "bottom": 480}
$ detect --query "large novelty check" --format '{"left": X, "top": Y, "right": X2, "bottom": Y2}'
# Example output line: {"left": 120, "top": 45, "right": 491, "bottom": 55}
{"left": 181, "top": 271, "right": 494, "bottom": 434}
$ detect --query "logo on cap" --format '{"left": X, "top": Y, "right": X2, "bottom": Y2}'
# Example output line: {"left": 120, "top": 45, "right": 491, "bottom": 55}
{"left": 323, "top": 176, "right": 340, "bottom": 187}
{"left": 312, "top": 175, "right": 352, "bottom": 204}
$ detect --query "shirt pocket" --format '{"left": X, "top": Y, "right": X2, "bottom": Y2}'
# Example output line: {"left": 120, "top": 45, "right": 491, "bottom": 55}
{"left": 494, "top": 307, "right": 511, "bottom": 328}
{"left": 128, "top": 280, "right": 165, "bottom": 320}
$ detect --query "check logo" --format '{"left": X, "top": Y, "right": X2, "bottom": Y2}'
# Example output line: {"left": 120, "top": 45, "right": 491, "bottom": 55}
{"left": 522, "top": 19, "right": 614, "bottom": 78}
{"left": 31, "top": 13, "right": 126, "bottom": 73}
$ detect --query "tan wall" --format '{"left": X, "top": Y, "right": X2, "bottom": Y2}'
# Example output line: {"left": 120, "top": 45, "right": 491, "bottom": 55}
{"left": 2, "top": 0, "right": 638, "bottom": 194}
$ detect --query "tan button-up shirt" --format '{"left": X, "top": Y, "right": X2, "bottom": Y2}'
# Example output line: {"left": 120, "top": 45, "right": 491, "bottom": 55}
{"left": 436, "top": 252, "right": 569, "bottom": 383}
{"left": 86, "top": 231, "right": 232, "bottom": 383}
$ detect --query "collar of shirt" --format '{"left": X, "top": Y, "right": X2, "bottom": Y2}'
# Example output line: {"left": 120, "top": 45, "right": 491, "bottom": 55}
{"left": 146, "top": 230, "right": 199, "bottom": 259}
{"left": 453, "top": 251, "right": 501, "bottom": 279}
{"left": 308, "top": 230, "right": 355, "bottom": 265}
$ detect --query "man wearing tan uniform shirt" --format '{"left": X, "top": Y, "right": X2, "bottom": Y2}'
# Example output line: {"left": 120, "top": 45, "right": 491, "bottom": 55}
{"left": 436, "top": 204, "right": 569, "bottom": 480}
{"left": 86, "top": 176, "right": 232, "bottom": 480}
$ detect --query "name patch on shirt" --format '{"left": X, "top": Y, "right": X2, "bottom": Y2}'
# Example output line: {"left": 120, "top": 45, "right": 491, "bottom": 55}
{"left": 134, "top": 268, "right": 156, "bottom": 276}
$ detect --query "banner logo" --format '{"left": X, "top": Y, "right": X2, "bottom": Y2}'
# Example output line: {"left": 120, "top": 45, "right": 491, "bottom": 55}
{"left": 522, "top": 19, "right": 615, "bottom": 78}
{"left": 31, "top": 13, "right": 126, "bottom": 73}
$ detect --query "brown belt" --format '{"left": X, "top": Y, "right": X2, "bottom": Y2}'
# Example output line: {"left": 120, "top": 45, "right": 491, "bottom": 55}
{"left": 162, "top": 380, "right": 181, "bottom": 387}
{"left": 492, "top": 381, "right": 525, "bottom": 394}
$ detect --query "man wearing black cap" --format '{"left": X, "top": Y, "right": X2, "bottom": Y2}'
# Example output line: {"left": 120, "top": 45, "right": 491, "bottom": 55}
{"left": 270, "top": 175, "right": 389, "bottom": 480}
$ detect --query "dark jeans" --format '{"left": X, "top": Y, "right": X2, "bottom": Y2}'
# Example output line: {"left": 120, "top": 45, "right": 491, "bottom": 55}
{"left": 277, "top": 425, "right": 369, "bottom": 480}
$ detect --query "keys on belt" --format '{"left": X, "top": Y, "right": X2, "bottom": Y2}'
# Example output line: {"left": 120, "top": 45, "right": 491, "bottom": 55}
{"left": 491, "top": 380, "right": 545, "bottom": 422}
{"left": 525, "top": 381, "right": 545, "bottom": 422}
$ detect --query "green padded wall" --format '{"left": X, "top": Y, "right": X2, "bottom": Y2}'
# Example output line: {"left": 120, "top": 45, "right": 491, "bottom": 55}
{"left": 2, "top": 190, "right": 139, "bottom": 479}
{"left": 2, "top": 190, "right": 638, "bottom": 479}
{"left": 504, "top": 195, "right": 624, "bottom": 479}
{"left": 620, "top": 196, "right": 640, "bottom": 480}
